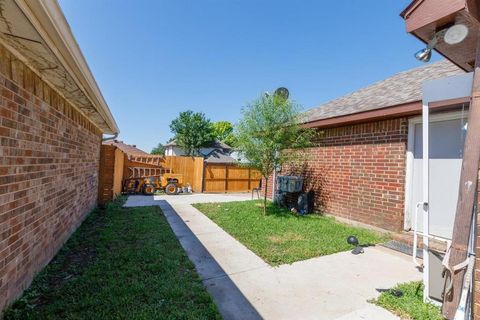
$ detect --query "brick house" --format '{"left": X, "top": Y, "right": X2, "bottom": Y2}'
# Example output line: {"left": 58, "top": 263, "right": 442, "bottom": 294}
{"left": 266, "top": 60, "right": 464, "bottom": 232}
{"left": 0, "top": 0, "right": 118, "bottom": 311}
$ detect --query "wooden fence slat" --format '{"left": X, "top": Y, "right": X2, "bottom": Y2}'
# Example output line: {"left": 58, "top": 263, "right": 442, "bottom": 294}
{"left": 203, "top": 163, "right": 261, "bottom": 193}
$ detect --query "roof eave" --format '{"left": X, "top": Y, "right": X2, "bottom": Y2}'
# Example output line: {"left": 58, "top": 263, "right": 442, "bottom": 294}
{"left": 400, "top": 0, "right": 424, "bottom": 19}
{"left": 13, "top": 0, "right": 119, "bottom": 134}
{"left": 302, "top": 101, "right": 423, "bottom": 129}
{"left": 302, "top": 97, "right": 471, "bottom": 129}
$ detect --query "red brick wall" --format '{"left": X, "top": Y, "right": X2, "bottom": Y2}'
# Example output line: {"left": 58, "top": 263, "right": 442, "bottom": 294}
{"left": 266, "top": 118, "right": 408, "bottom": 231}
{"left": 0, "top": 45, "right": 102, "bottom": 311}
{"left": 98, "top": 144, "right": 116, "bottom": 206}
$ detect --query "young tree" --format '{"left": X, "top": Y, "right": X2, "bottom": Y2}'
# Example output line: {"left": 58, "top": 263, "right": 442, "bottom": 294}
{"left": 170, "top": 110, "right": 214, "bottom": 156}
{"left": 236, "top": 94, "right": 314, "bottom": 215}
{"left": 150, "top": 143, "right": 165, "bottom": 155}
{"left": 212, "top": 121, "right": 237, "bottom": 147}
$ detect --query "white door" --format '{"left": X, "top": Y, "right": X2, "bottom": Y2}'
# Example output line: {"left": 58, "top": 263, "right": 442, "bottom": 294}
{"left": 407, "top": 112, "right": 467, "bottom": 239}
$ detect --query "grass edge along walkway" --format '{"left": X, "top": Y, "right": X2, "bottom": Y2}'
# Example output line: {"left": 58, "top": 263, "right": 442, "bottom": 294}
{"left": 372, "top": 281, "right": 443, "bottom": 320}
{"left": 193, "top": 200, "right": 388, "bottom": 266}
{"left": 4, "top": 198, "right": 220, "bottom": 320}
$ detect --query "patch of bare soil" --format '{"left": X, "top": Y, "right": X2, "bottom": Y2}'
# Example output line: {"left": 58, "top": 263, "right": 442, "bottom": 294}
{"left": 268, "top": 232, "right": 305, "bottom": 244}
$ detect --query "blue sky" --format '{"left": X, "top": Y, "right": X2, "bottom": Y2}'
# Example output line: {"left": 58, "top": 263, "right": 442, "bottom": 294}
{"left": 58, "top": 0, "right": 441, "bottom": 152}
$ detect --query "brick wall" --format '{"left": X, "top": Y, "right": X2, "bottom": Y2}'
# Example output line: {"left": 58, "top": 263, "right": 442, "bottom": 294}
{"left": 266, "top": 118, "right": 408, "bottom": 231}
{"left": 98, "top": 144, "right": 116, "bottom": 206}
{"left": 0, "top": 45, "right": 102, "bottom": 311}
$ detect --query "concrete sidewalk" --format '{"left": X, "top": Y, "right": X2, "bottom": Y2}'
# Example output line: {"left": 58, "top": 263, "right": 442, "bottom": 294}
{"left": 124, "top": 194, "right": 422, "bottom": 320}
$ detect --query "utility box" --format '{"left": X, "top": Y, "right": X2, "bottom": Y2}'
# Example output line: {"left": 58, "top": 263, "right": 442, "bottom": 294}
{"left": 428, "top": 249, "right": 446, "bottom": 303}
{"left": 277, "top": 176, "right": 304, "bottom": 193}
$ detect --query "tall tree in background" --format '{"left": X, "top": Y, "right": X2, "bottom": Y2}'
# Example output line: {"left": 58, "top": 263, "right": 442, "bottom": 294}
{"left": 170, "top": 110, "right": 214, "bottom": 156}
{"left": 212, "top": 121, "right": 237, "bottom": 147}
{"left": 236, "top": 94, "right": 314, "bottom": 215}
{"left": 150, "top": 143, "right": 165, "bottom": 155}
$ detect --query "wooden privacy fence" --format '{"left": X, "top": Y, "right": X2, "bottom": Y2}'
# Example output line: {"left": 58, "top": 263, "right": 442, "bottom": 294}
{"left": 99, "top": 142, "right": 205, "bottom": 205}
{"left": 203, "top": 164, "right": 262, "bottom": 193}
{"left": 99, "top": 142, "right": 262, "bottom": 204}
{"left": 98, "top": 145, "right": 125, "bottom": 205}
{"left": 163, "top": 156, "right": 204, "bottom": 192}
{"left": 122, "top": 155, "right": 204, "bottom": 192}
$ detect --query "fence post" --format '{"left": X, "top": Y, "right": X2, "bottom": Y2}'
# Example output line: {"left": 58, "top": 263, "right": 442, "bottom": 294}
{"left": 201, "top": 160, "right": 205, "bottom": 193}
{"left": 224, "top": 164, "right": 228, "bottom": 193}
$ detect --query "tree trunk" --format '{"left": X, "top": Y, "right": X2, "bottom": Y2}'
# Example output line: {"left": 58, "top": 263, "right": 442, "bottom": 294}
{"left": 263, "top": 177, "right": 268, "bottom": 216}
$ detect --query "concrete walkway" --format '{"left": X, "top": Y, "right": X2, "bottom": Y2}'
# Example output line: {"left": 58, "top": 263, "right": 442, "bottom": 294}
{"left": 124, "top": 194, "right": 422, "bottom": 320}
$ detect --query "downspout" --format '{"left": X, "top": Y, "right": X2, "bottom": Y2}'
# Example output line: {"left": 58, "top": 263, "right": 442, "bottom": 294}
{"left": 102, "top": 133, "right": 118, "bottom": 142}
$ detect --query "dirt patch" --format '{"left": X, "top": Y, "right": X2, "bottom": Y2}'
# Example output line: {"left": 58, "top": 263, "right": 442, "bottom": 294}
{"left": 22, "top": 209, "right": 107, "bottom": 310}
{"left": 60, "top": 211, "right": 106, "bottom": 277}
{"left": 268, "top": 233, "right": 305, "bottom": 244}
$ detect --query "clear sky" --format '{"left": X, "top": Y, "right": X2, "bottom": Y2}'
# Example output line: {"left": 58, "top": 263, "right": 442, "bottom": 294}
{"left": 58, "top": 0, "right": 441, "bottom": 152}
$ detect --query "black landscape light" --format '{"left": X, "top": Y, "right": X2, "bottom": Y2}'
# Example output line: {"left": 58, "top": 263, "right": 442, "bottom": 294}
{"left": 347, "top": 235, "right": 364, "bottom": 255}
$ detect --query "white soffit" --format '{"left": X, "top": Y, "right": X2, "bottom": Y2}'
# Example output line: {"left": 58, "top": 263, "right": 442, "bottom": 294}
{"left": 0, "top": 0, "right": 119, "bottom": 134}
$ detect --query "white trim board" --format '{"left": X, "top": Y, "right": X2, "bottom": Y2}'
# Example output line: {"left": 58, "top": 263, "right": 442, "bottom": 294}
{"left": 419, "top": 72, "right": 473, "bottom": 304}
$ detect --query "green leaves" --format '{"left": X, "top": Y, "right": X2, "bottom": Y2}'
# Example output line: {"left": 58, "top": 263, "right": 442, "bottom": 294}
{"left": 212, "top": 121, "right": 237, "bottom": 147}
{"left": 169, "top": 110, "right": 215, "bottom": 156}
{"left": 235, "top": 94, "right": 315, "bottom": 178}
{"left": 212, "top": 121, "right": 233, "bottom": 141}
{"left": 150, "top": 143, "right": 165, "bottom": 155}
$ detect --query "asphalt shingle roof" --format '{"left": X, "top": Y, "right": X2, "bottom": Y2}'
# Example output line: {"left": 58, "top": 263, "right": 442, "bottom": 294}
{"left": 166, "top": 139, "right": 232, "bottom": 150}
{"left": 103, "top": 140, "right": 150, "bottom": 156}
{"left": 303, "top": 60, "right": 464, "bottom": 123}
{"left": 204, "top": 150, "right": 237, "bottom": 164}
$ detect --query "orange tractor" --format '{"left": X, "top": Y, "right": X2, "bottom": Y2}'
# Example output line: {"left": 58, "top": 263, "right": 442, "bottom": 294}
{"left": 121, "top": 154, "right": 187, "bottom": 195}
{"left": 123, "top": 173, "right": 185, "bottom": 195}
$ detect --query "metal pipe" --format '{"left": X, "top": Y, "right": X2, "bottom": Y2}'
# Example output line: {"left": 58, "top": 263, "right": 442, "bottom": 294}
{"left": 102, "top": 133, "right": 118, "bottom": 142}
{"left": 422, "top": 99, "right": 430, "bottom": 303}
{"left": 412, "top": 201, "right": 451, "bottom": 268}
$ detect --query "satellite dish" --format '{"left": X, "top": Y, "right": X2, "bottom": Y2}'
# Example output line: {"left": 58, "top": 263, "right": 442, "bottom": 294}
{"left": 273, "top": 87, "right": 290, "bottom": 103}
{"left": 274, "top": 87, "right": 289, "bottom": 100}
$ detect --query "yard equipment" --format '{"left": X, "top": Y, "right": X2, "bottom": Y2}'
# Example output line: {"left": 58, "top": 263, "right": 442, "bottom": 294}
{"left": 159, "top": 173, "right": 184, "bottom": 195}
{"left": 122, "top": 173, "right": 184, "bottom": 195}
{"left": 121, "top": 153, "right": 186, "bottom": 195}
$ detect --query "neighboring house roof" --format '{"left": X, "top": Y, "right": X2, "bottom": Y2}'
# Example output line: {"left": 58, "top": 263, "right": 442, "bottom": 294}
{"left": 164, "top": 140, "right": 177, "bottom": 147}
{"left": 106, "top": 140, "right": 238, "bottom": 164}
{"left": 303, "top": 60, "right": 464, "bottom": 124}
{"left": 207, "top": 140, "right": 232, "bottom": 150}
{"left": 166, "top": 139, "right": 232, "bottom": 151}
{"left": 0, "top": 0, "right": 118, "bottom": 134}
{"left": 103, "top": 140, "right": 151, "bottom": 157}
{"left": 204, "top": 150, "right": 237, "bottom": 164}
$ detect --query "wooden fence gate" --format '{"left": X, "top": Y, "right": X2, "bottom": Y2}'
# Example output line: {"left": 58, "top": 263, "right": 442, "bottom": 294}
{"left": 203, "top": 164, "right": 262, "bottom": 193}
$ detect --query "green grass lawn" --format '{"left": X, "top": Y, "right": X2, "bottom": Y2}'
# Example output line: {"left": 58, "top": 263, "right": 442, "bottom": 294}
{"left": 193, "top": 200, "right": 388, "bottom": 265}
{"left": 4, "top": 198, "right": 219, "bottom": 320}
{"left": 372, "top": 282, "right": 443, "bottom": 320}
